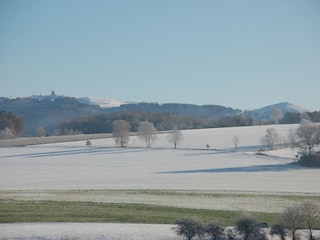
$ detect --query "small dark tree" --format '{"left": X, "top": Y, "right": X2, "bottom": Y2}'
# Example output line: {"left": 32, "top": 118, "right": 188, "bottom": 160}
{"left": 172, "top": 218, "right": 204, "bottom": 240}
{"left": 205, "top": 221, "right": 225, "bottom": 240}
{"left": 271, "top": 224, "right": 287, "bottom": 240}
{"left": 236, "top": 214, "right": 264, "bottom": 240}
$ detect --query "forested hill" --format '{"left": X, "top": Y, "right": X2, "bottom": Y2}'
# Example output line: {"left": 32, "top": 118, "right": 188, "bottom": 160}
{"left": 0, "top": 96, "right": 102, "bottom": 136}
{"left": 117, "top": 102, "right": 240, "bottom": 118}
{"left": 0, "top": 95, "right": 240, "bottom": 136}
{"left": 0, "top": 94, "right": 316, "bottom": 137}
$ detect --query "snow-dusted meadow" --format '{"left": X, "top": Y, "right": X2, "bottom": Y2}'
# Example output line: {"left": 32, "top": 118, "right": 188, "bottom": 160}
{"left": 1, "top": 124, "right": 320, "bottom": 239}
{"left": 1, "top": 124, "right": 319, "bottom": 193}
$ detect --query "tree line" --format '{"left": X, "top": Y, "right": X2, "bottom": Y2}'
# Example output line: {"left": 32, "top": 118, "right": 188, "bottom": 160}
{"left": 112, "top": 117, "right": 320, "bottom": 168}
{"left": 281, "top": 112, "right": 320, "bottom": 124}
{"left": 58, "top": 111, "right": 320, "bottom": 136}
{"left": 112, "top": 119, "right": 183, "bottom": 149}
{"left": 173, "top": 202, "right": 320, "bottom": 240}
{"left": 1, "top": 109, "right": 320, "bottom": 139}
{"left": 58, "top": 111, "right": 256, "bottom": 135}
{"left": 258, "top": 120, "right": 320, "bottom": 167}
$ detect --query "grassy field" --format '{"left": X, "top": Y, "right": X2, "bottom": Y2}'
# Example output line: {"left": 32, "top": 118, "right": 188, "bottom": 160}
{"left": 1, "top": 190, "right": 320, "bottom": 213}
{"left": 1, "top": 190, "right": 320, "bottom": 226}
{"left": 0, "top": 199, "right": 280, "bottom": 226}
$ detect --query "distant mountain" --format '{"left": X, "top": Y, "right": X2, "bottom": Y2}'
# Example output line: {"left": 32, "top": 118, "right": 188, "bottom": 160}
{"left": 0, "top": 93, "right": 312, "bottom": 136}
{"left": 246, "top": 102, "right": 310, "bottom": 122}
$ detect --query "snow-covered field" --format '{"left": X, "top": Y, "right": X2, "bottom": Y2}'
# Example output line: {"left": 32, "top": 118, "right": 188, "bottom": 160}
{"left": 0, "top": 223, "right": 177, "bottom": 240}
{"left": 1, "top": 124, "right": 320, "bottom": 239}
{"left": 1, "top": 124, "right": 318, "bottom": 193}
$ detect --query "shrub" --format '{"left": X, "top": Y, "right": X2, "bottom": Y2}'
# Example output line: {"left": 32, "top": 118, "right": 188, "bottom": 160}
{"left": 0, "top": 127, "right": 15, "bottom": 139}
{"left": 298, "top": 152, "right": 320, "bottom": 167}
{"left": 172, "top": 217, "right": 204, "bottom": 240}
{"left": 236, "top": 214, "right": 266, "bottom": 240}
{"left": 271, "top": 224, "right": 287, "bottom": 240}
{"left": 205, "top": 221, "right": 225, "bottom": 240}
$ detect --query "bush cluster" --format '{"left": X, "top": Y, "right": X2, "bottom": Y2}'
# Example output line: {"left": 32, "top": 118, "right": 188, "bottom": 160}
{"left": 172, "top": 215, "right": 268, "bottom": 240}
{"left": 58, "top": 111, "right": 255, "bottom": 135}
{"left": 173, "top": 202, "right": 320, "bottom": 240}
{"left": 298, "top": 153, "right": 320, "bottom": 167}
{"left": 0, "top": 111, "right": 24, "bottom": 138}
{"left": 172, "top": 218, "right": 226, "bottom": 240}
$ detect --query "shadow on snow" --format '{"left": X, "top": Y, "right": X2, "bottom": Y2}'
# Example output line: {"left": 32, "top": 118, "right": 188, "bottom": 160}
{"left": 0, "top": 147, "right": 147, "bottom": 159}
{"left": 158, "top": 163, "right": 302, "bottom": 174}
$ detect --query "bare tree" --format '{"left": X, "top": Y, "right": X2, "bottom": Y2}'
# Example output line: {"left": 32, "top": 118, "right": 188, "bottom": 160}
{"left": 36, "top": 126, "right": 47, "bottom": 137}
{"left": 287, "top": 128, "right": 298, "bottom": 160}
{"left": 261, "top": 128, "right": 280, "bottom": 150}
{"left": 271, "top": 107, "right": 282, "bottom": 124}
{"left": 280, "top": 205, "right": 304, "bottom": 240}
{"left": 287, "top": 128, "right": 298, "bottom": 149}
{"left": 172, "top": 218, "right": 204, "bottom": 240}
{"left": 296, "top": 120, "right": 320, "bottom": 156}
{"left": 232, "top": 136, "right": 240, "bottom": 151}
{"left": 112, "top": 120, "right": 130, "bottom": 147}
{"left": 300, "top": 202, "right": 320, "bottom": 240}
{"left": 137, "top": 121, "right": 157, "bottom": 148}
{"left": 167, "top": 128, "right": 184, "bottom": 149}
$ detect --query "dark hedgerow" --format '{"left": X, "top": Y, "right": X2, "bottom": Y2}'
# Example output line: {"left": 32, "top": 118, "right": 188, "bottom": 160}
{"left": 298, "top": 153, "right": 320, "bottom": 167}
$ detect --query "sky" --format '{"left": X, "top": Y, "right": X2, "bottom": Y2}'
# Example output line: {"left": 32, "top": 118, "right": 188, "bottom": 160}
{"left": 1, "top": 0, "right": 320, "bottom": 110}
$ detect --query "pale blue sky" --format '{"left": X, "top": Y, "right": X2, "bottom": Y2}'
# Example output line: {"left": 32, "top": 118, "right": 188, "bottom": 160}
{"left": 1, "top": 0, "right": 320, "bottom": 110}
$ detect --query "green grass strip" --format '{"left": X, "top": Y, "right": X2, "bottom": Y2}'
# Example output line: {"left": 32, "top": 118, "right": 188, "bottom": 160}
{"left": 0, "top": 200, "right": 279, "bottom": 226}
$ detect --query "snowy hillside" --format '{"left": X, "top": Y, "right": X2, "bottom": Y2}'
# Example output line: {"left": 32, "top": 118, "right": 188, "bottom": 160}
{"left": 77, "top": 97, "right": 134, "bottom": 108}
{"left": 247, "top": 102, "right": 310, "bottom": 122}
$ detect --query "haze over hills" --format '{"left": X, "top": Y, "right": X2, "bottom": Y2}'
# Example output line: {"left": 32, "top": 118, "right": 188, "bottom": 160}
{"left": 0, "top": 92, "right": 312, "bottom": 136}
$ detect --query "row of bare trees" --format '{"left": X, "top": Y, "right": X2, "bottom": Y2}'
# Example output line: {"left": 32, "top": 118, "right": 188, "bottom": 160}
{"left": 112, "top": 120, "right": 184, "bottom": 149}
{"left": 279, "top": 202, "right": 320, "bottom": 240}
{"left": 259, "top": 120, "right": 320, "bottom": 155}
{"left": 173, "top": 202, "right": 320, "bottom": 240}
{"left": 113, "top": 119, "right": 320, "bottom": 157}
{"left": 257, "top": 120, "right": 320, "bottom": 167}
